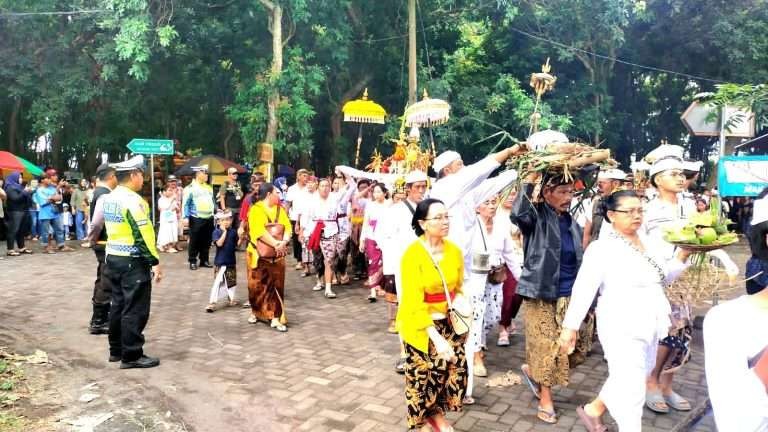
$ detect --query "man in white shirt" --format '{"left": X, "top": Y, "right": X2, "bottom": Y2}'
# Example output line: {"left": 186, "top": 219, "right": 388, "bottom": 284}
{"left": 285, "top": 169, "right": 309, "bottom": 269}
{"left": 582, "top": 168, "right": 625, "bottom": 250}
{"left": 377, "top": 170, "right": 429, "bottom": 373}
{"left": 429, "top": 145, "right": 525, "bottom": 271}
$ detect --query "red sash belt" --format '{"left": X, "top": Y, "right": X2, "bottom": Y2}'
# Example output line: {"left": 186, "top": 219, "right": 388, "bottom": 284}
{"left": 424, "top": 291, "right": 455, "bottom": 303}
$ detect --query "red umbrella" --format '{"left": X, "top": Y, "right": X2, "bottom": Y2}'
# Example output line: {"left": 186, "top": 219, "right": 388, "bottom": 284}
{"left": 0, "top": 151, "right": 24, "bottom": 171}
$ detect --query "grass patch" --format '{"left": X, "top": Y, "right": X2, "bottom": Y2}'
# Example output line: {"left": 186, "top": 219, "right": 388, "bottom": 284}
{"left": 0, "top": 410, "right": 27, "bottom": 432}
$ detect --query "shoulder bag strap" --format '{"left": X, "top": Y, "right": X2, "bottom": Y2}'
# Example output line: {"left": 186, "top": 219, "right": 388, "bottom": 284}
{"left": 419, "top": 240, "right": 454, "bottom": 310}
{"left": 404, "top": 200, "right": 416, "bottom": 215}
{"left": 476, "top": 216, "right": 488, "bottom": 252}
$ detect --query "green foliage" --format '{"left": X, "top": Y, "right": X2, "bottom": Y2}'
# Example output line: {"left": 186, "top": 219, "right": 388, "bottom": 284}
{"left": 709, "top": 84, "right": 768, "bottom": 130}
{"left": 227, "top": 48, "right": 324, "bottom": 162}
{"left": 1, "top": 0, "right": 767, "bottom": 176}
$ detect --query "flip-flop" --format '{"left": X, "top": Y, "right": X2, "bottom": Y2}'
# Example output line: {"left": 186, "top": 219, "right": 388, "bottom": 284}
{"left": 462, "top": 395, "right": 475, "bottom": 405}
{"left": 645, "top": 389, "right": 670, "bottom": 413}
{"left": 6, "top": 251, "right": 20, "bottom": 256}
{"left": 576, "top": 406, "right": 608, "bottom": 432}
{"left": 537, "top": 406, "right": 558, "bottom": 424}
{"left": 497, "top": 331, "right": 510, "bottom": 347}
{"left": 520, "top": 364, "right": 541, "bottom": 400}
{"left": 663, "top": 391, "right": 691, "bottom": 411}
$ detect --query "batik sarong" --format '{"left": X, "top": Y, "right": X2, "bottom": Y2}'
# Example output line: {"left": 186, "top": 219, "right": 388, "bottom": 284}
{"left": 404, "top": 319, "right": 468, "bottom": 430}
{"left": 247, "top": 257, "right": 286, "bottom": 321}
{"left": 521, "top": 297, "right": 594, "bottom": 387}
{"left": 364, "top": 238, "right": 384, "bottom": 290}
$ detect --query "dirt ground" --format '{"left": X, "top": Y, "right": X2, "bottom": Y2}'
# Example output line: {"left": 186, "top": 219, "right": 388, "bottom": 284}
{"left": 0, "top": 326, "right": 188, "bottom": 432}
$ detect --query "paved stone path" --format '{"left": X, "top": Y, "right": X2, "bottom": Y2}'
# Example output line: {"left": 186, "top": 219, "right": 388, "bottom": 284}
{"left": 1, "top": 239, "right": 741, "bottom": 431}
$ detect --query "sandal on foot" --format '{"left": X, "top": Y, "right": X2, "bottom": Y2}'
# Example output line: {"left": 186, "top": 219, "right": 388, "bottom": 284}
{"left": 6, "top": 250, "right": 20, "bottom": 256}
{"left": 497, "top": 330, "right": 510, "bottom": 347}
{"left": 520, "top": 364, "right": 541, "bottom": 400}
{"left": 462, "top": 395, "right": 475, "bottom": 405}
{"left": 537, "top": 406, "right": 558, "bottom": 424}
{"left": 387, "top": 320, "right": 397, "bottom": 334}
{"left": 473, "top": 363, "right": 488, "bottom": 377}
{"left": 21, "top": 249, "right": 33, "bottom": 254}
{"left": 663, "top": 391, "right": 691, "bottom": 411}
{"left": 270, "top": 319, "right": 287, "bottom": 332}
{"left": 576, "top": 406, "right": 608, "bottom": 432}
{"left": 426, "top": 417, "right": 454, "bottom": 432}
{"left": 205, "top": 304, "right": 215, "bottom": 313}
{"left": 645, "top": 390, "right": 670, "bottom": 414}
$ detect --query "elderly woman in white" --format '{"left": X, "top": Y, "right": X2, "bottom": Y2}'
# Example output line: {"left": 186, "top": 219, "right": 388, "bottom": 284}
{"left": 558, "top": 190, "right": 691, "bottom": 432}
{"left": 463, "top": 195, "right": 522, "bottom": 404}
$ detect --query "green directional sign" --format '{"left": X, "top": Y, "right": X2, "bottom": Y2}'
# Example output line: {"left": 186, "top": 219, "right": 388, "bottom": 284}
{"left": 127, "top": 138, "right": 174, "bottom": 155}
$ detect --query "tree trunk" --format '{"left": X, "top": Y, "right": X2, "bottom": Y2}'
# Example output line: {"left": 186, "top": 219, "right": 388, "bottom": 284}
{"left": 222, "top": 120, "right": 236, "bottom": 160}
{"left": 8, "top": 97, "right": 21, "bottom": 154}
{"left": 264, "top": 3, "right": 283, "bottom": 145}
{"left": 330, "top": 77, "right": 372, "bottom": 145}
{"left": 408, "top": 0, "right": 417, "bottom": 105}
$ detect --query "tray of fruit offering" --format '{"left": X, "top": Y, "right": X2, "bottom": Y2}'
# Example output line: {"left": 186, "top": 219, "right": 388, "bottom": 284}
{"left": 662, "top": 212, "right": 738, "bottom": 252}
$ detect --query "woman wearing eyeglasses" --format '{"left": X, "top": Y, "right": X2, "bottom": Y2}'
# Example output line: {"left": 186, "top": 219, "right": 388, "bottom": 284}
{"left": 559, "top": 190, "right": 691, "bottom": 431}
{"left": 397, "top": 198, "right": 468, "bottom": 432}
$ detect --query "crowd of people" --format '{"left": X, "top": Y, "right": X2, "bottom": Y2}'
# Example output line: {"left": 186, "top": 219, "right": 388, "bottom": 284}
{"left": 0, "top": 169, "right": 99, "bottom": 256}
{"left": 2, "top": 139, "right": 767, "bottom": 432}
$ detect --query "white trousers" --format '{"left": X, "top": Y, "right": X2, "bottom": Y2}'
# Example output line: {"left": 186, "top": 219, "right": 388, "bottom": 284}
{"left": 598, "top": 332, "right": 658, "bottom": 432}
{"left": 209, "top": 266, "right": 236, "bottom": 304}
{"left": 465, "top": 272, "right": 504, "bottom": 397}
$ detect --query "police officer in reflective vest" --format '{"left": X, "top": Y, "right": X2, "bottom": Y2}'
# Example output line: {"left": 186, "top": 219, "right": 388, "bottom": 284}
{"left": 102, "top": 155, "right": 163, "bottom": 369}
{"left": 183, "top": 164, "right": 215, "bottom": 270}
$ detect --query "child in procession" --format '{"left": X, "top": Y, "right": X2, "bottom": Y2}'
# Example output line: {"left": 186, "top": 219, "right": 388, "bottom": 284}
{"left": 206, "top": 210, "right": 240, "bottom": 312}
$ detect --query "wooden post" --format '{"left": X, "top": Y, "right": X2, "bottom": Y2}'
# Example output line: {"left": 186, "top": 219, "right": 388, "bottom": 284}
{"left": 408, "top": 0, "right": 417, "bottom": 105}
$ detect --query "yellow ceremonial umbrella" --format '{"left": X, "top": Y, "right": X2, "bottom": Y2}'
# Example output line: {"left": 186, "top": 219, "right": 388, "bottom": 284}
{"left": 342, "top": 88, "right": 387, "bottom": 167}
{"left": 403, "top": 89, "right": 451, "bottom": 155}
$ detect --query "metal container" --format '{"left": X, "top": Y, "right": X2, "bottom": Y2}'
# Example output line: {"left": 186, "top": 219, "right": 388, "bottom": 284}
{"left": 470, "top": 251, "right": 491, "bottom": 273}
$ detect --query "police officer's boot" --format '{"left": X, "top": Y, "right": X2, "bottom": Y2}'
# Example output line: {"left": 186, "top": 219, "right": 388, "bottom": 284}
{"left": 89, "top": 303, "right": 110, "bottom": 335}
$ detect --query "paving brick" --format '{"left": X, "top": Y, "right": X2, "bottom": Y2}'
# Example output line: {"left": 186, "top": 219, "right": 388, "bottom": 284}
{"left": 0, "top": 242, "right": 732, "bottom": 432}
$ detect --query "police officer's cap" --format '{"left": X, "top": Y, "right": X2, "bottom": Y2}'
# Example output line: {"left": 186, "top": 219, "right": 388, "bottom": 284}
{"left": 95, "top": 162, "right": 115, "bottom": 176}
{"left": 112, "top": 155, "right": 146, "bottom": 172}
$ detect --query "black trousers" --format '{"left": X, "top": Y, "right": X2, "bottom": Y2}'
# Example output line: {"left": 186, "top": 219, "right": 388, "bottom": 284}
{"left": 5, "top": 211, "right": 26, "bottom": 250}
{"left": 105, "top": 256, "right": 152, "bottom": 361}
{"left": 291, "top": 220, "right": 302, "bottom": 261}
{"left": 188, "top": 216, "right": 213, "bottom": 264}
{"left": 92, "top": 248, "right": 113, "bottom": 305}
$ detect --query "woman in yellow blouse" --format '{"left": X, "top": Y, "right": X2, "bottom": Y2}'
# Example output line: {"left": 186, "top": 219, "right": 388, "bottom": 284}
{"left": 397, "top": 198, "right": 467, "bottom": 432}
{"left": 247, "top": 183, "right": 292, "bottom": 332}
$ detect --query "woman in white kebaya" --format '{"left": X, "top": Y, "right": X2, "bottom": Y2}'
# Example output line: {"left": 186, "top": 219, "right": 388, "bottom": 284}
{"left": 559, "top": 190, "right": 691, "bottom": 432}
{"left": 704, "top": 196, "right": 768, "bottom": 432}
{"left": 463, "top": 195, "right": 522, "bottom": 404}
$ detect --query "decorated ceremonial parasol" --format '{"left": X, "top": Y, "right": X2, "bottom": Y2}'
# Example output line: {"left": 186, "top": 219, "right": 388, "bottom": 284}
{"left": 342, "top": 88, "right": 387, "bottom": 167}
{"left": 528, "top": 58, "right": 557, "bottom": 135}
{"left": 403, "top": 89, "right": 451, "bottom": 156}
